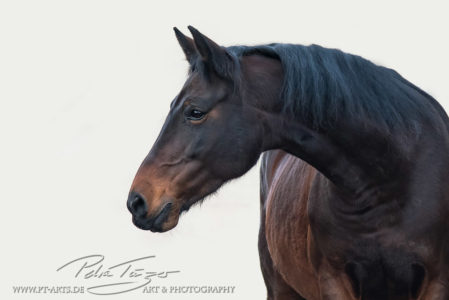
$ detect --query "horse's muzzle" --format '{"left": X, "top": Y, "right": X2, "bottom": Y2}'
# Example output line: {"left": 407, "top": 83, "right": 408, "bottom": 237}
{"left": 127, "top": 191, "right": 173, "bottom": 232}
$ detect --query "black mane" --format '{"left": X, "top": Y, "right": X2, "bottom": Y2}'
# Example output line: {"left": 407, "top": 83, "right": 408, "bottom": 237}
{"left": 226, "top": 44, "right": 440, "bottom": 134}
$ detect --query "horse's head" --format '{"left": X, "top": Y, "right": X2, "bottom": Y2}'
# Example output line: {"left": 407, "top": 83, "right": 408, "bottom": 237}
{"left": 128, "top": 27, "right": 279, "bottom": 232}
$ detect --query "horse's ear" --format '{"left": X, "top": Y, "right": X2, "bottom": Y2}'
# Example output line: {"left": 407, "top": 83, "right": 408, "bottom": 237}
{"left": 173, "top": 27, "right": 196, "bottom": 64}
{"left": 187, "top": 26, "right": 233, "bottom": 78}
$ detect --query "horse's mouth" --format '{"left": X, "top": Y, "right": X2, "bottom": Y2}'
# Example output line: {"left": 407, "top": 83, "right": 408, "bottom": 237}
{"left": 131, "top": 202, "right": 178, "bottom": 232}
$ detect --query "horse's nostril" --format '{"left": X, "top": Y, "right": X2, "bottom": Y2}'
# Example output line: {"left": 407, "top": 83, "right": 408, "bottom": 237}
{"left": 127, "top": 192, "right": 148, "bottom": 217}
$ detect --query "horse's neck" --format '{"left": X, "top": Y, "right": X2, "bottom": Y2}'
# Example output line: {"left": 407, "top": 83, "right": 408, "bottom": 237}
{"left": 242, "top": 56, "right": 373, "bottom": 194}
{"left": 242, "top": 53, "right": 420, "bottom": 196}
{"left": 258, "top": 102, "right": 422, "bottom": 198}
{"left": 277, "top": 119, "right": 384, "bottom": 194}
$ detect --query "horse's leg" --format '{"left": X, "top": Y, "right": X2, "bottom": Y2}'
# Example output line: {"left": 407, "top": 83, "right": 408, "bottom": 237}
{"left": 259, "top": 206, "right": 305, "bottom": 300}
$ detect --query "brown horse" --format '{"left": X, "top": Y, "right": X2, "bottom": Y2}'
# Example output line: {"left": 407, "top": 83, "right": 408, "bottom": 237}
{"left": 128, "top": 26, "right": 449, "bottom": 299}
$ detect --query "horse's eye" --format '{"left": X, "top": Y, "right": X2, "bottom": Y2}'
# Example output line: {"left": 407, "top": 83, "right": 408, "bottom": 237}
{"left": 186, "top": 109, "right": 205, "bottom": 121}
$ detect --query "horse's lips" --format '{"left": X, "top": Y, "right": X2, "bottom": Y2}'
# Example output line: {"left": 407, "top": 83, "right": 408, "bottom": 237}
{"left": 131, "top": 202, "right": 175, "bottom": 232}
{"left": 131, "top": 216, "right": 151, "bottom": 230}
{"left": 152, "top": 202, "right": 173, "bottom": 229}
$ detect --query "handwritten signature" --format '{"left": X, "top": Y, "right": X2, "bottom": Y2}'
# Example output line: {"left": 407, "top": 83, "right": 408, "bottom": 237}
{"left": 56, "top": 255, "right": 180, "bottom": 295}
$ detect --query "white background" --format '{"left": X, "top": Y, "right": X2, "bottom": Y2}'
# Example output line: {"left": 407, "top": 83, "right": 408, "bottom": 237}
{"left": 1, "top": 1, "right": 448, "bottom": 299}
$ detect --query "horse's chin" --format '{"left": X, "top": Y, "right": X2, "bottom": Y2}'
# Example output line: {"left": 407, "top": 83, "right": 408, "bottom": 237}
{"left": 153, "top": 206, "right": 182, "bottom": 232}
{"left": 149, "top": 218, "right": 179, "bottom": 233}
{"left": 179, "top": 181, "right": 225, "bottom": 214}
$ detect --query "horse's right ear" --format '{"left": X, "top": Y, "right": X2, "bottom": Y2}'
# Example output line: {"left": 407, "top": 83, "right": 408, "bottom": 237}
{"left": 173, "top": 27, "right": 196, "bottom": 64}
{"left": 187, "top": 26, "right": 234, "bottom": 79}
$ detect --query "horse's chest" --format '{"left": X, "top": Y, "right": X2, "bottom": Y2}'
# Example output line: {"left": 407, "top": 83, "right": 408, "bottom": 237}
{"left": 263, "top": 153, "right": 449, "bottom": 299}
{"left": 269, "top": 191, "right": 445, "bottom": 300}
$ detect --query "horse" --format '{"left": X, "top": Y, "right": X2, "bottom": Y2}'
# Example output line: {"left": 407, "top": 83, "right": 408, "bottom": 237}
{"left": 127, "top": 26, "right": 449, "bottom": 299}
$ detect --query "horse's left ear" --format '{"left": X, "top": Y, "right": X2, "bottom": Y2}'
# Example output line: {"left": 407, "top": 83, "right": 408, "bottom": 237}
{"left": 187, "top": 26, "right": 234, "bottom": 78}
{"left": 174, "top": 27, "right": 196, "bottom": 64}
